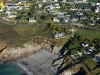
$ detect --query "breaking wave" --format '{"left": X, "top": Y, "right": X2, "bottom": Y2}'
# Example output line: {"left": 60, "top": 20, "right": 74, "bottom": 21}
{"left": 17, "top": 63, "right": 33, "bottom": 75}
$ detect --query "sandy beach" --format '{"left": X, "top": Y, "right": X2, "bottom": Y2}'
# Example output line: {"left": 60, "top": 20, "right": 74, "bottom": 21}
{"left": 16, "top": 50, "right": 59, "bottom": 75}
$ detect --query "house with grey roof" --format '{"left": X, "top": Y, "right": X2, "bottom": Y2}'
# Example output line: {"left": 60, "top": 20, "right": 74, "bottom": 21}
{"left": 80, "top": 16, "right": 87, "bottom": 19}
{"left": 76, "top": 10, "right": 83, "bottom": 16}
{"left": 54, "top": 32, "right": 65, "bottom": 38}
{"left": 70, "top": 17, "right": 78, "bottom": 22}
{"left": 62, "top": 17, "right": 69, "bottom": 22}
{"left": 95, "top": 56, "right": 100, "bottom": 64}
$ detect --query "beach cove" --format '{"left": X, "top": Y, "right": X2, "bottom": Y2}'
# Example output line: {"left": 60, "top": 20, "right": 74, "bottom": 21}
{"left": 0, "top": 41, "right": 62, "bottom": 75}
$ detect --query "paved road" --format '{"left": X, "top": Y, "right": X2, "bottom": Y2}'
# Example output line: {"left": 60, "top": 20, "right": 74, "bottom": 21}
{"left": 0, "top": 18, "right": 100, "bottom": 30}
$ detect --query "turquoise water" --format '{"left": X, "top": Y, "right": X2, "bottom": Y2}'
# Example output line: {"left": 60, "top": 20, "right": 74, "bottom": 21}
{"left": 0, "top": 62, "right": 24, "bottom": 75}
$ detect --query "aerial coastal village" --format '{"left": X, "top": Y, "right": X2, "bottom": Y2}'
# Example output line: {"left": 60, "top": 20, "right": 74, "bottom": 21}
{"left": 0, "top": 0, "right": 100, "bottom": 75}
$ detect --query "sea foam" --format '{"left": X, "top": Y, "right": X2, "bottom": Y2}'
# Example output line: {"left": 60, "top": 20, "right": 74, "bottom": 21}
{"left": 17, "top": 63, "right": 33, "bottom": 75}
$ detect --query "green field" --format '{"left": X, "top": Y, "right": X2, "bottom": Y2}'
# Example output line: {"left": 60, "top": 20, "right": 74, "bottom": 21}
{"left": 75, "top": 29, "right": 100, "bottom": 39}
{"left": 84, "top": 58, "right": 98, "bottom": 70}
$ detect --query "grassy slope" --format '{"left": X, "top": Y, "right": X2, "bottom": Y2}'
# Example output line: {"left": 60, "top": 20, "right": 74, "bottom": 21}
{"left": 13, "top": 25, "right": 39, "bottom": 38}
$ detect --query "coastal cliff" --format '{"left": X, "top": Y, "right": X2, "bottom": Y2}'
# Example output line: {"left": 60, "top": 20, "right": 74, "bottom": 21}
{"left": 0, "top": 41, "right": 49, "bottom": 62}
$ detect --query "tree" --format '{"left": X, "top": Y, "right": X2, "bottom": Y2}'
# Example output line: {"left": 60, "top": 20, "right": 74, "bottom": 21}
{"left": 84, "top": 37, "right": 92, "bottom": 44}
{"left": 50, "top": 23, "right": 56, "bottom": 30}
{"left": 56, "top": 26, "right": 62, "bottom": 32}
{"left": 79, "top": 36, "right": 84, "bottom": 42}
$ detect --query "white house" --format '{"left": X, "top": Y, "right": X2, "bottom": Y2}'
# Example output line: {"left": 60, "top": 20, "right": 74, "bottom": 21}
{"left": 42, "top": 0, "right": 47, "bottom": 2}
{"left": 53, "top": 2, "right": 59, "bottom": 6}
{"left": 76, "top": 10, "right": 83, "bottom": 16}
{"left": 57, "top": 12, "right": 67, "bottom": 15}
{"left": 70, "top": 17, "right": 78, "bottom": 21}
{"left": 29, "top": 17, "right": 36, "bottom": 23}
{"left": 53, "top": 17, "right": 60, "bottom": 22}
{"left": 55, "top": 5, "right": 60, "bottom": 9}
{"left": 61, "top": 0, "right": 66, "bottom": 2}
{"left": 7, "top": 12, "right": 17, "bottom": 18}
{"left": 95, "top": 56, "right": 100, "bottom": 64}
{"left": 91, "top": 3, "right": 95, "bottom": 6}
{"left": 54, "top": 32, "right": 65, "bottom": 38}
{"left": 5, "top": 11, "right": 17, "bottom": 18}
{"left": 37, "top": 4, "right": 43, "bottom": 8}
{"left": 69, "top": 28, "right": 75, "bottom": 32}
{"left": 73, "top": 0, "right": 87, "bottom": 2}
{"left": 84, "top": 50, "right": 90, "bottom": 54}
{"left": 82, "top": 42, "right": 89, "bottom": 47}
{"left": 16, "top": 6, "right": 23, "bottom": 10}
{"left": 57, "top": 12, "right": 67, "bottom": 18}
{"left": 70, "top": 6, "right": 77, "bottom": 10}
{"left": 62, "top": 17, "right": 69, "bottom": 22}
{"left": 80, "top": 16, "right": 87, "bottom": 19}
{"left": 55, "top": 0, "right": 58, "bottom": 1}
{"left": 83, "top": 8, "right": 91, "bottom": 11}
{"left": 94, "top": 7, "right": 100, "bottom": 13}
{"left": 89, "top": 20, "right": 95, "bottom": 25}
{"left": 96, "top": 2, "right": 100, "bottom": 6}
{"left": 49, "top": 5, "right": 55, "bottom": 10}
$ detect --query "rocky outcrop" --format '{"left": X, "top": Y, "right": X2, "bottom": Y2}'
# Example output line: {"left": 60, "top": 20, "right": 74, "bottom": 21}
{"left": 61, "top": 70, "right": 73, "bottom": 75}
{"left": 0, "top": 42, "right": 50, "bottom": 62}
{"left": 0, "top": 42, "right": 54, "bottom": 62}
{"left": 0, "top": 41, "right": 7, "bottom": 52}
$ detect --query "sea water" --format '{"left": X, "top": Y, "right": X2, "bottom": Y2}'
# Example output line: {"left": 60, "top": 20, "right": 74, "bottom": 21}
{"left": 0, "top": 62, "right": 25, "bottom": 75}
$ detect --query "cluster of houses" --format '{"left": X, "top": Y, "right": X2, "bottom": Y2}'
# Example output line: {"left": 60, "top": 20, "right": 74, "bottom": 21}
{"left": 0, "top": 0, "right": 37, "bottom": 23}
{"left": 0, "top": 0, "right": 100, "bottom": 24}
{"left": 36, "top": 0, "right": 100, "bottom": 25}
{"left": 70, "top": 42, "right": 96, "bottom": 62}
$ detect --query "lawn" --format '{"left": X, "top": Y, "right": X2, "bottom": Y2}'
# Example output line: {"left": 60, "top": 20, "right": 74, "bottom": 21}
{"left": 68, "top": 43, "right": 80, "bottom": 55}
{"left": 76, "top": 3, "right": 91, "bottom": 8}
{"left": 83, "top": 58, "right": 98, "bottom": 71}
{"left": 85, "top": 11, "right": 95, "bottom": 16}
{"left": 75, "top": 29, "right": 100, "bottom": 39}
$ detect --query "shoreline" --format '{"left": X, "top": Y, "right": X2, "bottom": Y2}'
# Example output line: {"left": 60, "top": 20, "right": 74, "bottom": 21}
{"left": 0, "top": 42, "right": 52, "bottom": 62}
{"left": 17, "top": 63, "right": 33, "bottom": 75}
{"left": 16, "top": 49, "right": 59, "bottom": 75}
{"left": 0, "top": 41, "right": 62, "bottom": 75}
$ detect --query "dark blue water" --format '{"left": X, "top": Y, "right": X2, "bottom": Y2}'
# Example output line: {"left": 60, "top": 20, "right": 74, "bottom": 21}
{"left": 0, "top": 62, "right": 24, "bottom": 75}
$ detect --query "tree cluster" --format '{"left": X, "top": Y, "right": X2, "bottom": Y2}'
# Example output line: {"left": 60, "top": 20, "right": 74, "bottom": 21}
{"left": 79, "top": 36, "right": 92, "bottom": 44}
{"left": 49, "top": 23, "right": 62, "bottom": 32}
